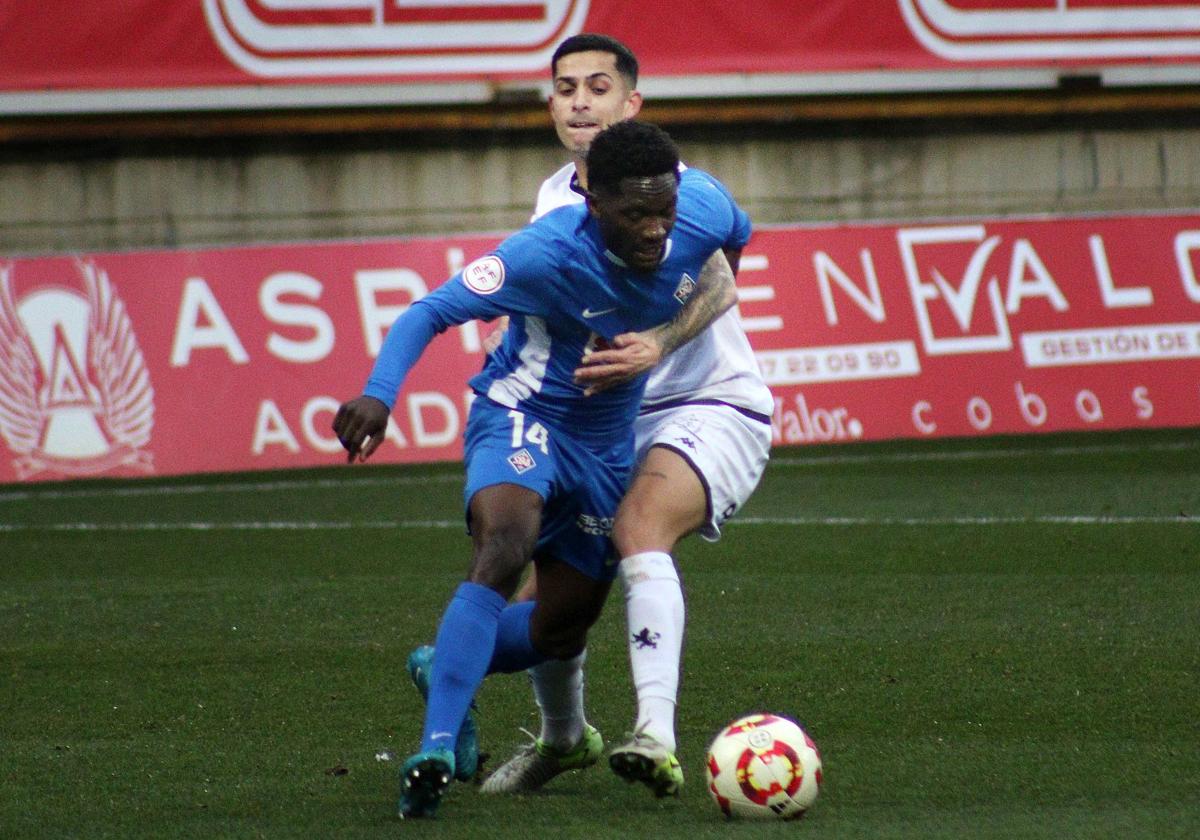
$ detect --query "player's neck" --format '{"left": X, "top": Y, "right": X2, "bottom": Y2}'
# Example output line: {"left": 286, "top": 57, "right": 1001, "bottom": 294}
{"left": 573, "top": 157, "right": 589, "bottom": 191}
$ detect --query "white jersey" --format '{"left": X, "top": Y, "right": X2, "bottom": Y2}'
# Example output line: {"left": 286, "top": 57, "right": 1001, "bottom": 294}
{"left": 533, "top": 162, "right": 774, "bottom": 420}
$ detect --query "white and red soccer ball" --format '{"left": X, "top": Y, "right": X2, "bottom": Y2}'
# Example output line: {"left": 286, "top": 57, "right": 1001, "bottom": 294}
{"left": 705, "top": 713, "right": 822, "bottom": 819}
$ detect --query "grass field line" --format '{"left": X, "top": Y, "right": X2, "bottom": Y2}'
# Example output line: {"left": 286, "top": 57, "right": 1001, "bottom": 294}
{"left": 0, "top": 519, "right": 463, "bottom": 532}
{"left": 1, "top": 439, "right": 1194, "bottom": 505}
{"left": 734, "top": 514, "right": 1198, "bottom": 525}
{"left": 0, "top": 472, "right": 462, "bottom": 503}
{"left": 2, "top": 514, "right": 1196, "bottom": 533}
{"left": 769, "top": 439, "right": 1197, "bottom": 467}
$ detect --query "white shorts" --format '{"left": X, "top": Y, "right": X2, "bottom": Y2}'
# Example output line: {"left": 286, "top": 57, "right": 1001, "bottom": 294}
{"left": 632, "top": 401, "right": 772, "bottom": 541}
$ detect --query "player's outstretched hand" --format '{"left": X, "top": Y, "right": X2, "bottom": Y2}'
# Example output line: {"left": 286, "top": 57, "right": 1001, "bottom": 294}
{"left": 332, "top": 396, "right": 389, "bottom": 463}
{"left": 574, "top": 331, "right": 664, "bottom": 396}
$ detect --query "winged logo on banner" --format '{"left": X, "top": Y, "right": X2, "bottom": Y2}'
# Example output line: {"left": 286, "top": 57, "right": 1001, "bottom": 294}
{"left": 81, "top": 260, "right": 155, "bottom": 453}
{"left": 0, "top": 263, "right": 42, "bottom": 457}
{"left": 0, "top": 260, "right": 154, "bottom": 479}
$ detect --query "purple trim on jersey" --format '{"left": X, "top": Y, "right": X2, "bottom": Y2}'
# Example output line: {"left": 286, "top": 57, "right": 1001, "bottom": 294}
{"left": 638, "top": 397, "right": 771, "bottom": 426}
{"left": 569, "top": 172, "right": 587, "bottom": 198}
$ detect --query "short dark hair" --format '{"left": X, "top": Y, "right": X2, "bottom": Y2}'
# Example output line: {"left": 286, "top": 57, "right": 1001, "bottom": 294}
{"left": 551, "top": 33, "right": 639, "bottom": 87}
{"left": 586, "top": 121, "right": 680, "bottom": 195}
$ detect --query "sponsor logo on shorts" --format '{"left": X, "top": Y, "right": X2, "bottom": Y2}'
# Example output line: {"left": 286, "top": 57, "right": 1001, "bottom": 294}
{"left": 462, "top": 255, "right": 505, "bottom": 295}
{"left": 576, "top": 512, "right": 613, "bottom": 537}
{"left": 507, "top": 447, "right": 536, "bottom": 474}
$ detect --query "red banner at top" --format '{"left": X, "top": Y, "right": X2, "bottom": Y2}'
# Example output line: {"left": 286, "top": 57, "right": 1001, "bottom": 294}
{"left": 1, "top": 1, "right": 1198, "bottom": 109}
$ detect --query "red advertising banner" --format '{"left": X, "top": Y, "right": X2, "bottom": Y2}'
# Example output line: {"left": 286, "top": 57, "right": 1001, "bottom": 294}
{"left": 2, "top": 2, "right": 1198, "bottom": 112}
{"left": 2, "top": 211, "right": 1200, "bottom": 483}
{"left": 747, "top": 215, "right": 1200, "bottom": 445}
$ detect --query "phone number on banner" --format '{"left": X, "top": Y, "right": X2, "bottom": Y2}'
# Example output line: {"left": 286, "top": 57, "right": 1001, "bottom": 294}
{"left": 755, "top": 340, "right": 920, "bottom": 385}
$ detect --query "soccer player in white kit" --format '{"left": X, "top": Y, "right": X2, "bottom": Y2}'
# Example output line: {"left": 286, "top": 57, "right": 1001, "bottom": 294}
{"left": 480, "top": 34, "right": 773, "bottom": 798}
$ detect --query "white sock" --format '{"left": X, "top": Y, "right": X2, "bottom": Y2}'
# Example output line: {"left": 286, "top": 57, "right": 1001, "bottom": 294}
{"left": 529, "top": 650, "right": 587, "bottom": 752}
{"left": 620, "top": 551, "right": 683, "bottom": 753}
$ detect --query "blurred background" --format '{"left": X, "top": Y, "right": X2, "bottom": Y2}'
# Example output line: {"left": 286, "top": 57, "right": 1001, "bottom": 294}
{"left": 5, "top": 1, "right": 1198, "bottom": 254}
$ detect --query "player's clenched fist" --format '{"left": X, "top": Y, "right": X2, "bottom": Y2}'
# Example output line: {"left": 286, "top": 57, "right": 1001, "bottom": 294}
{"left": 332, "top": 395, "right": 389, "bottom": 463}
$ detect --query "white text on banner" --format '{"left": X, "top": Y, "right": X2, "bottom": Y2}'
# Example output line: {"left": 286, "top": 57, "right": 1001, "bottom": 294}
{"left": 756, "top": 341, "right": 921, "bottom": 386}
{"left": 1021, "top": 323, "right": 1200, "bottom": 367}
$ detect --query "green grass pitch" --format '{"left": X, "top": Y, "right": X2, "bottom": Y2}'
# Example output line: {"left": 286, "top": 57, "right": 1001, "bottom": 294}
{"left": 2, "top": 428, "right": 1198, "bottom": 839}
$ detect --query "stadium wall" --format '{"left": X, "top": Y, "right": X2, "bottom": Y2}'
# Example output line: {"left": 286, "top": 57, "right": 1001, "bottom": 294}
{"left": 3, "top": 115, "right": 1200, "bottom": 255}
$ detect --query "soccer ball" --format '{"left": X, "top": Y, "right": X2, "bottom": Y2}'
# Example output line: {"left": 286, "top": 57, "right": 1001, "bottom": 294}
{"left": 705, "top": 713, "right": 822, "bottom": 819}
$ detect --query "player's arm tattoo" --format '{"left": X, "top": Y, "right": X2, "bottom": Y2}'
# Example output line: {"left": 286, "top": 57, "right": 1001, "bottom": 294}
{"left": 648, "top": 247, "right": 738, "bottom": 356}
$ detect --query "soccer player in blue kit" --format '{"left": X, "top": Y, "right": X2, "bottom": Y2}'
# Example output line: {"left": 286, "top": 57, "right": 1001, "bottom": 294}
{"left": 332, "top": 120, "right": 744, "bottom": 818}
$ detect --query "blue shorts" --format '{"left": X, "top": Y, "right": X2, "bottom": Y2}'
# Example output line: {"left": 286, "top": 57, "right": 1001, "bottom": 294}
{"left": 463, "top": 397, "right": 634, "bottom": 581}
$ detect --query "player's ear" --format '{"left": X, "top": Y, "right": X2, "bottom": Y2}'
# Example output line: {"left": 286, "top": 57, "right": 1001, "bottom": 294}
{"left": 624, "top": 90, "right": 644, "bottom": 119}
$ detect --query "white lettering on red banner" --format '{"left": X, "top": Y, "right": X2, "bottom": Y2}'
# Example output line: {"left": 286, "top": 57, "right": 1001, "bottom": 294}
{"left": 899, "top": 0, "right": 1200, "bottom": 61}
{"left": 202, "top": 0, "right": 591, "bottom": 76}
{"left": 3, "top": 212, "right": 1200, "bottom": 483}
{"left": 2, "top": 1, "right": 1198, "bottom": 100}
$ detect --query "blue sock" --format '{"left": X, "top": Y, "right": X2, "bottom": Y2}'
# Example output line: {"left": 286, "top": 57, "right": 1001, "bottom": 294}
{"left": 488, "top": 601, "right": 548, "bottom": 674}
{"left": 421, "top": 582, "right": 506, "bottom": 754}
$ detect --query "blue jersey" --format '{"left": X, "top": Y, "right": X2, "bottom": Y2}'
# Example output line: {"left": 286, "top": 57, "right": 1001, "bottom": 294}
{"left": 364, "top": 168, "right": 744, "bottom": 450}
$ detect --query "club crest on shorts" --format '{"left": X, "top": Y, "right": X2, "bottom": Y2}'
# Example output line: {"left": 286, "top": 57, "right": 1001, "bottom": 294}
{"left": 507, "top": 447, "right": 536, "bottom": 474}
{"left": 462, "top": 255, "right": 506, "bottom": 295}
{"left": 674, "top": 272, "right": 697, "bottom": 304}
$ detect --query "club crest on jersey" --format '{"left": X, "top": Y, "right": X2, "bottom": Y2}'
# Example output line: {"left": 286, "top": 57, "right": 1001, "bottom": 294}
{"left": 508, "top": 448, "right": 536, "bottom": 474}
{"left": 0, "top": 260, "right": 155, "bottom": 480}
{"left": 462, "top": 255, "right": 506, "bottom": 295}
{"left": 674, "top": 273, "right": 697, "bottom": 304}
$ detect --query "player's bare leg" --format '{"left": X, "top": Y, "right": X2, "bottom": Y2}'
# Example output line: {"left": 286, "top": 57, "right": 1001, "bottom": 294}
{"left": 608, "top": 445, "right": 703, "bottom": 796}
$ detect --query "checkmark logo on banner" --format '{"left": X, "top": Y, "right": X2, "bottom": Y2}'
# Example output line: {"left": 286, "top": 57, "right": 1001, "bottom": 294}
{"left": 928, "top": 235, "right": 1000, "bottom": 332}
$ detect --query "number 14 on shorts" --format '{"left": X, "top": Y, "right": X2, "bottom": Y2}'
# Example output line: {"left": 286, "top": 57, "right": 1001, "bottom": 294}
{"left": 508, "top": 410, "right": 549, "bottom": 454}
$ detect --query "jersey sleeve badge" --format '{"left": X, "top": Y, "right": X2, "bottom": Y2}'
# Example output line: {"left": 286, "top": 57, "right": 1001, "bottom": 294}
{"left": 462, "top": 255, "right": 506, "bottom": 295}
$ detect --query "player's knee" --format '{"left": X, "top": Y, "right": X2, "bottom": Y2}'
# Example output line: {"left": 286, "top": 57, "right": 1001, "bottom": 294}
{"left": 612, "top": 502, "right": 680, "bottom": 556}
{"left": 528, "top": 596, "right": 601, "bottom": 659}
{"left": 512, "top": 572, "right": 538, "bottom": 604}
{"left": 530, "top": 622, "right": 588, "bottom": 660}
{"left": 469, "top": 521, "right": 536, "bottom": 592}
{"left": 543, "top": 636, "right": 587, "bottom": 661}
{"left": 612, "top": 492, "right": 659, "bottom": 548}
{"left": 610, "top": 513, "right": 641, "bottom": 556}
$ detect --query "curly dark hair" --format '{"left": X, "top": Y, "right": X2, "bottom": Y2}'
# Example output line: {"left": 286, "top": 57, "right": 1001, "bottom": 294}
{"left": 551, "top": 34, "right": 638, "bottom": 86}
{"left": 586, "top": 121, "right": 680, "bottom": 195}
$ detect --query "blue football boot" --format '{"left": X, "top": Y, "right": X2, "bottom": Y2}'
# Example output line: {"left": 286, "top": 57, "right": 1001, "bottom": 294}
{"left": 397, "top": 748, "right": 454, "bottom": 819}
{"left": 406, "top": 645, "right": 480, "bottom": 781}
